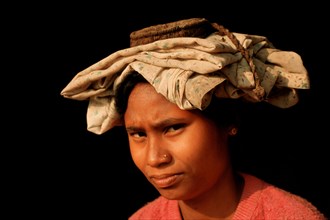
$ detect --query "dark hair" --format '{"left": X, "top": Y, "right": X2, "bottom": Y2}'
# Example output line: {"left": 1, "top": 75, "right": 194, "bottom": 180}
{"left": 114, "top": 71, "right": 241, "bottom": 130}
{"left": 201, "top": 96, "right": 241, "bottom": 130}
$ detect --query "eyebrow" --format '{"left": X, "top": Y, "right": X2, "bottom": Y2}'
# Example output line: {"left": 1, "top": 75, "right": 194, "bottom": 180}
{"left": 125, "top": 118, "right": 185, "bottom": 132}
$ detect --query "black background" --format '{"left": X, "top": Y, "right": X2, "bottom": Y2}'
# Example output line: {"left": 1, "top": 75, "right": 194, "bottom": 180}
{"left": 9, "top": 2, "right": 329, "bottom": 219}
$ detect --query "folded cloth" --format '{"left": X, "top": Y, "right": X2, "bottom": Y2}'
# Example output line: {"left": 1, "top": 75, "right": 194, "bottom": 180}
{"left": 61, "top": 18, "right": 309, "bottom": 135}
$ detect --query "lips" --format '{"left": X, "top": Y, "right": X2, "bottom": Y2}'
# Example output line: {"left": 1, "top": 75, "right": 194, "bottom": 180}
{"left": 150, "top": 173, "right": 182, "bottom": 188}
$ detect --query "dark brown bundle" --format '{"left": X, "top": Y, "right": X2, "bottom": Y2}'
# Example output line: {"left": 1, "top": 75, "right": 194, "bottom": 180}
{"left": 130, "top": 18, "right": 217, "bottom": 47}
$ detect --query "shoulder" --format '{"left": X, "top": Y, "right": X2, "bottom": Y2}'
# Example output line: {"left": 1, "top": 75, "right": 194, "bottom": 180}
{"left": 260, "top": 184, "right": 326, "bottom": 219}
{"left": 238, "top": 173, "right": 326, "bottom": 220}
{"left": 128, "top": 196, "right": 181, "bottom": 220}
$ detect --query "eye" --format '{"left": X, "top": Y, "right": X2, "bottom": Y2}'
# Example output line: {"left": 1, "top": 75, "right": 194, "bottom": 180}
{"left": 165, "top": 124, "right": 185, "bottom": 133}
{"left": 128, "top": 131, "right": 146, "bottom": 138}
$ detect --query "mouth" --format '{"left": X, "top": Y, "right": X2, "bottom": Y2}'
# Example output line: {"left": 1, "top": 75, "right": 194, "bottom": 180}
{"left": 150, "top": 173, "right": 182, "bottom": 189}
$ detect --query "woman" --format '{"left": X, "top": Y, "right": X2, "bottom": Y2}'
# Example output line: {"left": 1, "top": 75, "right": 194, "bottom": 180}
{"left": 115, "top": 71, "right": 324, "bottom": 219}
{"left": 61, "top": 18, "right": 326, "bottom": 219}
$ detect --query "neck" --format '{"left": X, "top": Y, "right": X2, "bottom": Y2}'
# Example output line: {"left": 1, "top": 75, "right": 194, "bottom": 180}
{"left": 179, "top": 172, "right": 244, "bottom": 220}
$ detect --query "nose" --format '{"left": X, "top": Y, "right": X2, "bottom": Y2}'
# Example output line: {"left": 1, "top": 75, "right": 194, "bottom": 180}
{"left": 146, "top": 137, "right": 172, "bottom": 167}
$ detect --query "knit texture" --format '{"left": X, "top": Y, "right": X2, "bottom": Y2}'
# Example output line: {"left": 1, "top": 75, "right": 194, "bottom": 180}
{"left": 129, "top": 173, "right": 326, "bottom": 220}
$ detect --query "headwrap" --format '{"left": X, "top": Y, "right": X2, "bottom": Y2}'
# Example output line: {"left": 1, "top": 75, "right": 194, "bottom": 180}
{"left": 60, "top": 18, "right": 309, "bottom": 135}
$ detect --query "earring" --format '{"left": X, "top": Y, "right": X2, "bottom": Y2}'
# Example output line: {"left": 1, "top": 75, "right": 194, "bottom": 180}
{"left": 228, "top": 127, "right": 238, "bottom": 136}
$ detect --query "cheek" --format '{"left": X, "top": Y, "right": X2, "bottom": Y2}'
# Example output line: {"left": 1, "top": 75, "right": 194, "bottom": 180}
{"left": 128, "top": 141, "right": 146, "bottom": 172}
{"left": 179, "top": 127, "right": 229, "bottom": 170}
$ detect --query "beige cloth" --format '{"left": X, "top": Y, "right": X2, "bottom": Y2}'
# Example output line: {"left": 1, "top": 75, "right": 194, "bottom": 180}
{"left": 61, "top": 32, "right": 309, "bottom": 135}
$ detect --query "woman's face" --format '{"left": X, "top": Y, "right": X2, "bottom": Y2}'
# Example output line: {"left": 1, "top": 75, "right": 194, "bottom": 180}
{"left": 124, "top": 83, "right": 232, "bottom": 201}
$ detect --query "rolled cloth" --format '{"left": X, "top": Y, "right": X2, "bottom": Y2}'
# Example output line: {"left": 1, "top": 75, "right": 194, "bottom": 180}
{"left": 61, "top": 18, "right": 310, "bottom": 135}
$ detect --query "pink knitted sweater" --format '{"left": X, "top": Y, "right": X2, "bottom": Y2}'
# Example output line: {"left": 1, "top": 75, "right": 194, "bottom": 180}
{"left": 129, "top": 173, "right": 326, "bottom": 219}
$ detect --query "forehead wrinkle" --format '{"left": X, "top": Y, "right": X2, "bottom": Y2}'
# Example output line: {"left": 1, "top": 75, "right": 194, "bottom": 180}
{"left": 126, "top": 117, "right": 185, "bottom": 132}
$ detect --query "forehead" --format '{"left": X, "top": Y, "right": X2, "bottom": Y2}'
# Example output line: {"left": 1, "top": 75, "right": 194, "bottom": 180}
{"left": 124, "top": 83, "right": 197, "bottom": 124}
{"left": 128, "top": 83, "right": 161, "bottom": 101}
{"left": 126, "top": 83, "right": 180, "bottom": 115}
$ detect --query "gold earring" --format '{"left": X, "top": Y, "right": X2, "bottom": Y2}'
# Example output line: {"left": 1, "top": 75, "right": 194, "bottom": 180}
{"left": 229, "top": 127, "right": 237, "bottom": 136}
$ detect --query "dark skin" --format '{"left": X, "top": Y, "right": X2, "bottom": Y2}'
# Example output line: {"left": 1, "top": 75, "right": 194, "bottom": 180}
{"left": 124, "top": 82, "right": 243, "bottom": 219}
